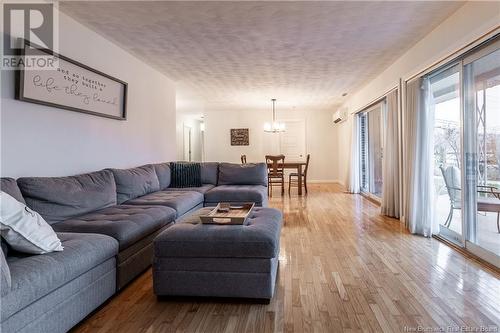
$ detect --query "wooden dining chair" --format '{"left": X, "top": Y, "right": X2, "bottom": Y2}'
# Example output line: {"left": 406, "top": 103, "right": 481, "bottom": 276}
{"left": 289, "top": 154, "right": 310, "bottom": 194}
{"left": 241, "top": 155, "right": 247, "bottom": 164}
{"left": 265, "top": 155, "right": 285, "bottom": 197}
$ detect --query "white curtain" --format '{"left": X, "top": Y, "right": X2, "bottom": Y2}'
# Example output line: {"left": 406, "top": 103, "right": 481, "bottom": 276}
{"left": 403, "top": 77, "right": 435, "bottom": 236}
{"left": 381, "top": 90, "right": 400, "bottom": 218}
{"left": 347, "top": 115, "right": 360, "bottom": 193}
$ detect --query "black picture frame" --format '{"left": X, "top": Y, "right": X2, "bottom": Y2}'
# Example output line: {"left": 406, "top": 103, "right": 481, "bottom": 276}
{"left": 16, "top": 39, "right": 128, "bottom": 120}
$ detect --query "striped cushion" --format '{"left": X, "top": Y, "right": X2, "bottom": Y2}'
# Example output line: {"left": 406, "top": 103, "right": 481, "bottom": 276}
{"left": 170, "top": 162, "right": 202, "bottom": 188}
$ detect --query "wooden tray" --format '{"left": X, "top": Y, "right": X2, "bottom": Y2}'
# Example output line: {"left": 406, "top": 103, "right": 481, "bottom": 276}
{"left": 199, "top": 203, "right": 255, "bottom": 225}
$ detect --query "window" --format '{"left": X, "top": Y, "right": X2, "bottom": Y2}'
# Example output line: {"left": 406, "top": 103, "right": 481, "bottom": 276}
{"left": 359, "top": 102, "right": 385, "bottom": 198}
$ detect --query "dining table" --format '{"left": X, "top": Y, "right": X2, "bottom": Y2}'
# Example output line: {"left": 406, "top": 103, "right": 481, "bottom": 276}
{"left": 266, "top": 161, "right": 308, "bottom": 195}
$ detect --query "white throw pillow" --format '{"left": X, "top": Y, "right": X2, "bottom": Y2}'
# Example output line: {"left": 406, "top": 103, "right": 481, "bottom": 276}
{"left": 0, "top": 192, "right": 63, "bottom": 254}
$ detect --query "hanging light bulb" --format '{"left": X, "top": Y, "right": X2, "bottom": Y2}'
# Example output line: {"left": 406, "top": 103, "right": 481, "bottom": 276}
{"left": 264, "top": 99, "right": 285, "bottom": 133}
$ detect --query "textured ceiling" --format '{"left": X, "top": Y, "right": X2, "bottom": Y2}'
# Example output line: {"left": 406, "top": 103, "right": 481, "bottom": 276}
{"left": 60, "top": 1, "right": 464, "bottom": 111}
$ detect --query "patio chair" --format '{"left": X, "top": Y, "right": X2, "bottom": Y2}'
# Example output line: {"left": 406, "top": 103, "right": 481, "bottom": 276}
{"left": 440, "top": 165, "right": 500, "bottom": 233}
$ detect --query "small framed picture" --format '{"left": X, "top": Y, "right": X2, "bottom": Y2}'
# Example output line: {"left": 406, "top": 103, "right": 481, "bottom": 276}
{"left": 230, "top": 128, "right": 249, "bottom": 146}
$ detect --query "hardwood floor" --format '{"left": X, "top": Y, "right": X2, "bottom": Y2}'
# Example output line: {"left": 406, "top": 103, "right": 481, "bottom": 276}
{"left": 72, "top": 183, "right": 500, "bottom": 333}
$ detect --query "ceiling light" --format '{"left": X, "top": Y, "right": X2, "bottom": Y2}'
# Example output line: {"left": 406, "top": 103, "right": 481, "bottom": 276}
{"left": 264, "top": 99, "right": 285, "bottom": 133}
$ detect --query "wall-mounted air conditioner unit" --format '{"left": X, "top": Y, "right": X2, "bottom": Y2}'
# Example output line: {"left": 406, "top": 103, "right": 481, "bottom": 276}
{"left": 333, "top": 108, "right": 347, "bottom": 124}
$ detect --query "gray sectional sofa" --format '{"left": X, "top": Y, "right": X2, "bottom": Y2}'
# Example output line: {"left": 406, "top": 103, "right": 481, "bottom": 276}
{"left": 0, "top": 162, "right": 268, "bottom": 333}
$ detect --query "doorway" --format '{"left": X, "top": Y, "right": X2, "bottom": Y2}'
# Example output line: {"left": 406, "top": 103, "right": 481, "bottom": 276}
{"left": 279, "top": 120, "right": 306, "bottom": 161}
{"left": 359, "top": 102, "right": 385, "bottom": 199}
{"left": 183, "top": 125, "right": 192, "bottom": 162}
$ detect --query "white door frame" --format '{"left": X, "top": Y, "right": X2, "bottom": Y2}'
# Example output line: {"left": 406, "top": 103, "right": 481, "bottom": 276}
{"left": 183, "top": 125, "right": 192, "bottom": 162}
{"left": 278, "top": 119, "right": 307, "bottom": 160}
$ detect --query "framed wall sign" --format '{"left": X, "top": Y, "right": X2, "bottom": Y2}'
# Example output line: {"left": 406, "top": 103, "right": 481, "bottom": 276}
{"left": 17, "top": 39, "right": 128, "bottom": 120}
{"left": 230, "top": 128, "right": 249, "bottom": 146}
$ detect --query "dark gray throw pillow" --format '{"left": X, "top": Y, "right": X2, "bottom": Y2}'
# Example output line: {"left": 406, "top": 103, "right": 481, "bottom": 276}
{"left": 170, "top": 162, "right": 202, "bottom": 188}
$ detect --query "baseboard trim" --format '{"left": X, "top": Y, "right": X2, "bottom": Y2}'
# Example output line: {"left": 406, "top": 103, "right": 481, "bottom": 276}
{"left": 301, "top": 180, "right": 344, "bottom": 184}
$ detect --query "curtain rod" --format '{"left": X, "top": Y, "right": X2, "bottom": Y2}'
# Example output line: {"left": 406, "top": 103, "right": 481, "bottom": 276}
{"left": 405, "top": 26, "right": 499, "bottom": 83}
{"left": 350, "top": 85, "right": 398, "bottom": 115}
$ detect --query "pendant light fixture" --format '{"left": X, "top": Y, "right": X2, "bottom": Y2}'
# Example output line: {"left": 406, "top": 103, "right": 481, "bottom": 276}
{"left": 264, "top": 99, "right": 285, "bottom": 133}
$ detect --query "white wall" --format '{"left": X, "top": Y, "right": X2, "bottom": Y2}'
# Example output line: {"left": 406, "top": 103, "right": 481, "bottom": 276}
{"left": 1, "top": 9, "right": 177, "bottom": 178}
{"left": 336, "top": 1, "right": 500, "bottom": 186}
{"left": 203, "top": 108, "right": 338, "bottom": 182}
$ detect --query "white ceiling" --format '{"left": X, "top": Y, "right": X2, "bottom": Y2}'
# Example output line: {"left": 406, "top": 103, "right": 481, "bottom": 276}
{"left": 60, "top": 1, "right": 464, "bottom": 112}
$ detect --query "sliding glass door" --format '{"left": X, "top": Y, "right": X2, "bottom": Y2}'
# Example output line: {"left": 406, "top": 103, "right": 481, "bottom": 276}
{"left": 429, "top": 37, "right": 499, "bottom": 266}
{"left": 359, "top": 102, "right": 385, "bottom": 198}
{"left": 430, "top": 63, "right": 464, "bottom": 244}
{"left": 463, "top": 42, "right": 500, "bottom": 263}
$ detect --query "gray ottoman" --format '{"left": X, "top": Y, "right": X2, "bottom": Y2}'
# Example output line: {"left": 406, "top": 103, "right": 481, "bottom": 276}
{"left": 153, "top": 207, "right": 282, "bottom": 301}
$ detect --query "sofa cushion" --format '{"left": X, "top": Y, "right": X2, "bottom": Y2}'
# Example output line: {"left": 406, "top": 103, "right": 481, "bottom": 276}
{"left": 1, "top": 178, "right": 25, "bottom": 204}
{"left": 154, "top": 207, "right": 282, "bottom": 258}
{"left": 110, "top": 165, "right": 160, "bottom": 204}
{"left": 170, "top": 162, "right": 202, "bottom": 188}
{"left": 51, "top": 205, "right": 175, "bottom": 251}
{"left": 204, "top": 185, "right": 268, "bottom": 206}
{"left": 17, "top": 170, "right": 117, "bottom": 224}
{"left": 218, "top": 163, "right": 268, "bottom": 186}
{"left": 151, "top": 163, "right": 171, "bottom": 190}
{"left": 1, "top": 232, "right": 118, "bottom": 321}
{"left": 0, "top": 246, "right": 11, "bottom": 297}
{"left": 166, "top": 184, "right": 215, "bottom": 194}
{"left": 125, "top": 191, "right": 204, "bottom": 217}
{"left": 201, "top": 162, "right": 219, "bottom": 185}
